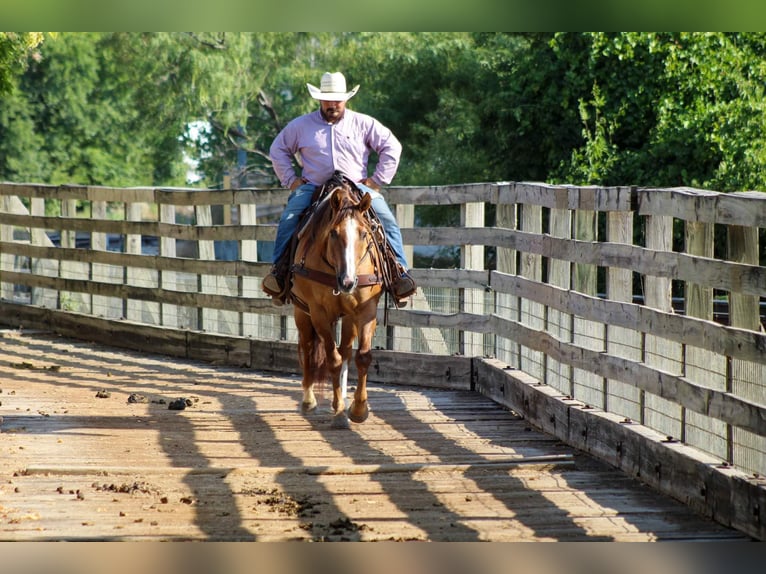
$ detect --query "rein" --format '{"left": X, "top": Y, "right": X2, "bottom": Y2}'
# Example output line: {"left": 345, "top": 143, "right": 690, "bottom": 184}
{"left": 292, "top": 230, "right": 382, "bottom": 291}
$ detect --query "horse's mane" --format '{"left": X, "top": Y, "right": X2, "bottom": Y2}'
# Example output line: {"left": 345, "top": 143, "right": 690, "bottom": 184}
{"left": 303, "top": 183, "right": 363, "bottom": 244}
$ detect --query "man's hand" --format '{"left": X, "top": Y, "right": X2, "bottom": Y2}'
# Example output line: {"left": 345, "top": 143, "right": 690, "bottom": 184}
{"left": 360, "top": 178, "right": 380, "bottom": 191}
{"left": 290, "top": 177, "right": 308, "bottom": 191}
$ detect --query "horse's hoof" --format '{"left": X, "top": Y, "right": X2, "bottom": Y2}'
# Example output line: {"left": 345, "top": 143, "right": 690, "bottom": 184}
{"left": 348, "top": 401, "right": 369, "bottom": 424}
{"left": 301, "top": 400, "right": 317, "bottom": 414}
{"left": 331, "top": 412, "right": 351, "bottom": 430}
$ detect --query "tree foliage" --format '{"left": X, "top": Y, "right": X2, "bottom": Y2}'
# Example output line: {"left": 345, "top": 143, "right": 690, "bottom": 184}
{"left": 0, "top": 32, "right": 44, "bottom": 95}
{"left": 1, "top": 32, "right": 766, "bottom": 193}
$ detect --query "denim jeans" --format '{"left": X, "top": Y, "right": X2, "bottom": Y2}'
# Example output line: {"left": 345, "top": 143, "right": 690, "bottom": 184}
{"left": 272, "top": 183, "right": 409, "bottom": 269}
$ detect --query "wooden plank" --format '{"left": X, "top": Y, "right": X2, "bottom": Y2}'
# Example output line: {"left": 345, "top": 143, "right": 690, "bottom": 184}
{"left": 510, "top": 182, "right": 635, "bottom": 212}
{"left": 643, "top": 212, "right": 683, "bottom": 439}
{"left": 404, "top": 224, "right": 766, "bottom": 297}
{"left": 0, "top": 212, "right": 275, "bottom": 242}
{"left": 605, "top": 209, "right": 642, "bottom": 421}
{"left": 474, "top": 357, "right": 765, "bottom": 540}
{"left": 728, "top": 224, "right": 765, "bottom": 475}
{"left": 491, "top": 271, "right": 766, "bottom": 364}
{"left": 488, "top": 313, "right": 766, "bottom": 435}
{"left": 0, "top": 330, "right": 749, "bottom": 542}
{"left": 571, "top": 208, "right": 604, "bottom": 409}
{"left": 0, "top": 241, "right": 266, "bottom": 278}
{"left": 385, "top": 183, "right": 494, "bottom": 205}
{"left": 684, "top": 220, "right": 728, "bottom": 461}
{"left": 519, "top": 203, "right": 545, "bottom": 382}
{"left": 494, "top": 197, "right": 519, "bottom": 368}
{"left": 545, "top": 206, "right": 572, "bottom": 394}
{"left": 638, "top": 187, "right": 766, "bottom": 227}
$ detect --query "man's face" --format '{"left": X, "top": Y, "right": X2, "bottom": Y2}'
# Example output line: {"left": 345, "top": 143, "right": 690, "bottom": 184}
{"left": 320, "top": 99, "right": 346, "bottom": 123}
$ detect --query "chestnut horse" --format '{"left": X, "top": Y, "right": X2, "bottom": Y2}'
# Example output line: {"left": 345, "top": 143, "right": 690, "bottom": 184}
{"left": 289, "top": 179, "right": 384, "bottom": 429}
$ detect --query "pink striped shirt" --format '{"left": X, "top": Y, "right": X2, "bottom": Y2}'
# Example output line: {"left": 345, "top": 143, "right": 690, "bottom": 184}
{"left": 270, "top": 109, "right": 402, "bottom": 189}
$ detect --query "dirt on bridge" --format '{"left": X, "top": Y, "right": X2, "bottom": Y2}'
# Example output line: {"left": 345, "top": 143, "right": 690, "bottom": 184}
{"left": 0, "top": 328, "right": 748, "bottom": 542}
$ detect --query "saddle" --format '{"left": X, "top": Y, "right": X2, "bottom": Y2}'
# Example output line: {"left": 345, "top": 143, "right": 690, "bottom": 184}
{"left": 273, "top": 171, "right": 403, "bottom": 305}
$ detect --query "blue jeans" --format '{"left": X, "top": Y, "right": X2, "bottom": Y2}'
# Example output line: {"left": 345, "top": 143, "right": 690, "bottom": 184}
{"left": 272, "top": 183, "right": 409, "bottom": 269}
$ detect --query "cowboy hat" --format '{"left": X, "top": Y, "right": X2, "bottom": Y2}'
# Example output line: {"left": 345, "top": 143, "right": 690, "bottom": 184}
{"left": 306, "top": 72, "right": 360, "bottom": 101}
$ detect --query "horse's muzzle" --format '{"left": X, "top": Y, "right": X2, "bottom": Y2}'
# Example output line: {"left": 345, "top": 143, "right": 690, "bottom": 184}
{"left": 336, "top": 273, "right": 358, "bottom": 294}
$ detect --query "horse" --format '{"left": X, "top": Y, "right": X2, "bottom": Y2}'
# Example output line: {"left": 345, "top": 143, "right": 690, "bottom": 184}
{"left": 288, "top": 177, "right": 384, "bottom": 429}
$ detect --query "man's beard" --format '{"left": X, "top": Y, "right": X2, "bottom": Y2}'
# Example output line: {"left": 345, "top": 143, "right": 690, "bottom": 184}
{"left": 321, "top": 106, "right": 344, "bottom": 123}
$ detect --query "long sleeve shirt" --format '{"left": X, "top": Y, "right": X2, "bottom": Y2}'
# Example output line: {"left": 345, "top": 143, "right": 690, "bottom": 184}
{"left": 269, "top": 109, "right": 402, "bottom": 189}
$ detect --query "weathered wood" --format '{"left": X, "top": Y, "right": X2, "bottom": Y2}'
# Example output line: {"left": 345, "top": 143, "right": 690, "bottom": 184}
{"left": 491, "top": 272, "right": 766, "bottom": 364}
{"left": 0, "top": 241, "right": 267, "bottom": 277}
{"left": 545, "top": 207, "right": 572, "bottom": 394}
{"left": 684, "top": 220, "right": 728, "bottom": 460}
{"left": 643, "top": 212, "right": 683, "bottom": 438}
{"left": 488, "top": 312, "right": 766, "bottom": 436}
{"left": 403, "top": 225, "right": 766, "bottom": 296}
{"left": 385, "top": 182, "right": 495, "bottom": 205}
{"left": 509, "top": 182, "right": 635, "bottom": 212}
{"left": 605, "top": 209, "right": 642, "bottom": 421}
{"left": 2, "top": 180, "right": 765, "bottom": 508}
{"left": 474, "top": 357, "right": 765, "bottom": 541}
{"left": 0, "top": 212, "right": 276, "bottom": 242}
{"left": 727, "top": 224, "right": 765, "bottom": 474}
{"left": 0, "top": 330, "right": 749, "bottom": 541}
{"left": 519, "top": 204, "right": 545, "bottom": 382}
{"left": 494, "top": 196, "right": 519, "bottom": 369}
{"left": 639, "top": 187, "right": 766, "bottom": 227}
{"left": 460, "top": 201, "right": 485, "bottom": 357}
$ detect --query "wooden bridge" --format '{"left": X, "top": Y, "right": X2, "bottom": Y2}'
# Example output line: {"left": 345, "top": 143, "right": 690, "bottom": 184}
{"left": 0, "top": 180, "right": 764, "bottom": 541}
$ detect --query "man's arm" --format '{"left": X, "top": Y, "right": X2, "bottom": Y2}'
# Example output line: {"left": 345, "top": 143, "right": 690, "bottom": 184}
{"left": 269, "top": 123, "right": 303, "bottom": 190}
{"left": 366, "top": 119, "right": 402, "bottom": 187}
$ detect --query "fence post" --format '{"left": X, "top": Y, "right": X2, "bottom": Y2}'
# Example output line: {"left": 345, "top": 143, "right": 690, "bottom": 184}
{"left": 30, "top": 197, "right": 57, "bottom": 308}
{"left": 728, "top": 223, "right": 764, "bottom": 474}
{"left": 461, "top": 200, "right": 485, "bottom": 357}
{"left": 546, "top": 194, "right": 572, "bottom": 392}
{"left": 495, "top": 184, "right": 518, "bottom": 367}
{"left": 195, "top": 204, "right": 217, "bottom": 333}
{"left": 519, "top": 202, "right": 544, "bottom": 381}
{"left": 683, "top": 220, "right": 728, "bottom": 459}
{"left": 0, "top": 196, "right": 14, "bottom": 301}
{"left": 572, "top": 203, "right": 605, "bottom": 407}
{"left": 159, "top": 201, "right": 178, "bottom": 329}
{"left": 605, "top": 200, "right": 642, "bottom": 421}
{"left": 60, "top": 197, "right": 89, "bottom": 313}
{"left": 643, "top": 212, "right": 682, "bottom": 437}
{"left": 390, "top": 202, "right": 415, "bottom": 352}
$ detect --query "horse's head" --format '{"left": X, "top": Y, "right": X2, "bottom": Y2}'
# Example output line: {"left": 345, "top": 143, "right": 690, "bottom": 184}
{"left": 324, "top": 186, "right": 374, "bottom": 293}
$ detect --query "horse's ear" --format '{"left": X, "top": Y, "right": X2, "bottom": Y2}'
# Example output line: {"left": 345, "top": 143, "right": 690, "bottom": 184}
{"left": 359, "top": 193, "right": 372, "bottom": 212}
{"left": 331, "top": 189, "right": 343, "bottom": 210}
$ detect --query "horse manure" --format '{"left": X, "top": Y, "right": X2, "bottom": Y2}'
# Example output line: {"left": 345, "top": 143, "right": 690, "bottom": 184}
{"left": 167, "top": 398, "right": 188, "bottom": 410}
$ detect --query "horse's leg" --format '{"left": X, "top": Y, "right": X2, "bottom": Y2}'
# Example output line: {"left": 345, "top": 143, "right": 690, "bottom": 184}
{"left": 294, "top": 310, "right": 318, "bottom": 413}
{"left": 338, "top": 316, "right": 357, "bottom": 403}
{"left": 348, "top": 313, "right": 376, "bottom": 424}
{"left": 312, "top": 317, "right": 349, "bottom": 429}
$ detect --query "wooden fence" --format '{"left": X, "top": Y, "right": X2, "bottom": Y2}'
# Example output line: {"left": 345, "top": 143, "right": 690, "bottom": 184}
{"left": 1, "top": 180, "right": 765, "bottom": 537}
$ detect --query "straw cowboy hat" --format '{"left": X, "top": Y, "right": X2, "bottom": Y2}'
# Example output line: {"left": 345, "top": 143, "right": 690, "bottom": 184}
{"left": 306, "top": 72, "right": 360, "bottom": 101}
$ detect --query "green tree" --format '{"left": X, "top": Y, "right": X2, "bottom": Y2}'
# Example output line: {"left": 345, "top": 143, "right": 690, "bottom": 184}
{"left": 0, "top": 32, "right": 44, "bottom": 95}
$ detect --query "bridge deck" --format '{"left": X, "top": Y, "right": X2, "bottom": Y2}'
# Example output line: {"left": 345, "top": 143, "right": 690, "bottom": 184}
{"left": 0, "top": 329, "right": 748, "bottom": 541}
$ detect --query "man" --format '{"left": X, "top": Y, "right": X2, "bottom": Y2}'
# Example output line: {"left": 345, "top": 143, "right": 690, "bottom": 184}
{"left": 262, "top": 71, "right": 416, "bottom": 306}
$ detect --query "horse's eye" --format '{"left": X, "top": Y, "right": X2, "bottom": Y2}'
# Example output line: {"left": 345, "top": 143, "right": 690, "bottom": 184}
{"left": 330, "top": 229, "right": 338, "bottom": 239}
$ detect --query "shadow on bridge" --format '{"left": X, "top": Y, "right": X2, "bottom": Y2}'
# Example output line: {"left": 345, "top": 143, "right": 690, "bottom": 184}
{"left": 0, "top": 330, "right": 744, "bottom": 542}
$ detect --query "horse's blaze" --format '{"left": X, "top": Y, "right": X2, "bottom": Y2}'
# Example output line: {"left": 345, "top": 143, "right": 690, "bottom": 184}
{"left": 336, "top": 218, "right": 358, "bottom": 291}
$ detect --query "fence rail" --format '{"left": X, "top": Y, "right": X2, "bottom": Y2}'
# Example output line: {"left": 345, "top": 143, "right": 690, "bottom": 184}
{"left": 1, "top": 181, "right": 764, "bottom": 483}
